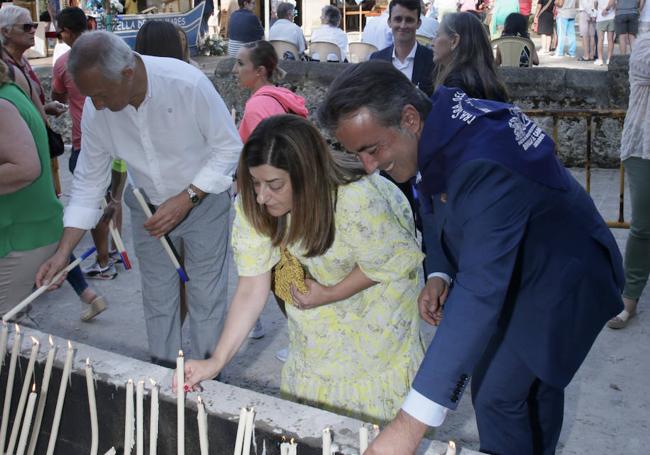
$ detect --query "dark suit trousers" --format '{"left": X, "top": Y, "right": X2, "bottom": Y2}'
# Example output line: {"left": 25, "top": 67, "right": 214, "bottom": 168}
{"left": 471, "top": 339, "right": 564, "bottom": 455}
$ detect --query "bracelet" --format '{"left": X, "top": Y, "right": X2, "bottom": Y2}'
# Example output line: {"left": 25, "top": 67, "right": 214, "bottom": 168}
{"left": 107, "top": 191, "right": 121, "bottom": 204}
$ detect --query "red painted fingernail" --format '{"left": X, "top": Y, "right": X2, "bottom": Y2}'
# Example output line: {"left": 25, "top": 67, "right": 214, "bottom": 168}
{"left": 184, "top": 384, "right": 190, "bottom": 392}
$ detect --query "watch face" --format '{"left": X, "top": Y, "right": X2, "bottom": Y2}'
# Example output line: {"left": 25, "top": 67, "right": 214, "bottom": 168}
{"left": 191, "top": 195, "right": 199, "bottom": 203}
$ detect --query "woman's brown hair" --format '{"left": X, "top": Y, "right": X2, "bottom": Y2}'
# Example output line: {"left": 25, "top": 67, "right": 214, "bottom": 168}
{"left": 237, "top": 114, "right": 365, "bottom": 257}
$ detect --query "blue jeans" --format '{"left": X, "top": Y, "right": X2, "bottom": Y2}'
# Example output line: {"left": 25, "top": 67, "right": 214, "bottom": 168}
{"left": 66, "top": 254, "right": 89, "bottom": 297}
{"left": 556, "top": 17, "right": 577, "bottom": 57}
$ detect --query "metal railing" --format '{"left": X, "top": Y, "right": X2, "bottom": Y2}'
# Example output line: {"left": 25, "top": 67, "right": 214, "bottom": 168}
{"left": 523, "top": 108, "right": 629, "bottom": 229}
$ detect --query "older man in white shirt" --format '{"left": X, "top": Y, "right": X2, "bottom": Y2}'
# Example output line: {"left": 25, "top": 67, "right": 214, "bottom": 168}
{"left": 36, "top": 31, "right": 243, "bottom": 368}
{"left": 269, "top": 2, "right": 307, "bottom": 55}
{"left": 362, "top": 10, "right": 393, "bottom": 50}
{"left": 310, "top": 4, "right": 348, "bottom": 61}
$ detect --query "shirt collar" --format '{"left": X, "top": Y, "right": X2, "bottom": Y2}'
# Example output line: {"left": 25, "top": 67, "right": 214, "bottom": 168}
{"left": 392, "top": 42, "right": 418, "bottom": 61}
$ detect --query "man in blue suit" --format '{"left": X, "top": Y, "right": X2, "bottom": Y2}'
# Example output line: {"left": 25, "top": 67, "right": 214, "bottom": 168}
{"left": 319, "top": 61, "right": 624, "bottom": 454}
{"left": 370, "top": 0, "right": 435, "bottom": 97}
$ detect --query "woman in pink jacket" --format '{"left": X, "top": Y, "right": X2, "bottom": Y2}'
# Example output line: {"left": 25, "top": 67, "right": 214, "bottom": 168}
{"left": 234, "top": 40, "right": 309, "bottom": 142}
{"left": 233, "top": 39, "right": 308, "bottom": 342}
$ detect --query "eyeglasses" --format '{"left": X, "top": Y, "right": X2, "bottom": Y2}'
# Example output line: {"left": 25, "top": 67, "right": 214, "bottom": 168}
{"left": 16, "top": 23, "right": 39, "bottom": 32}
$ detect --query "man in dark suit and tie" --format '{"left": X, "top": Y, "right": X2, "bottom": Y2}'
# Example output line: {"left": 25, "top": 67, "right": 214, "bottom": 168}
{"left": 319, "top": 61, "right": 624, "bottom": 454}
{"left": 370, "top": 0, "right": 435, "bottom": 97}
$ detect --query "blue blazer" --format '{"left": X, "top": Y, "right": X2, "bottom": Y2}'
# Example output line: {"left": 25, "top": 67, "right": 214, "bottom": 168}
{"left": 414, "top": 159, "right": 624, "bottom": 409}
{"left": 370, "top": 44, "right": 435, "bottom": 96}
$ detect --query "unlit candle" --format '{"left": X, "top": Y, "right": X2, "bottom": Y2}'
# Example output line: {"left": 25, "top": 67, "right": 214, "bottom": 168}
{"left": 86, "top": 358, "right": 99, "bottom": 455}
{"left": 197, "top": 396, "right": 209, "bottom": 455}
{"left": 0, "top": 325, "right": 22, "bottom": 452}
{"left": 16, "top": 384, "right": 37, "bottom": 455}
{"left": 177, "top": 351, "right": 185, "bottom": 455}
{"left": 149, "top": 379, "right": 159, "bottom": 455}
{"left": 45, "top": 340, "right": 74, "bottom": 455}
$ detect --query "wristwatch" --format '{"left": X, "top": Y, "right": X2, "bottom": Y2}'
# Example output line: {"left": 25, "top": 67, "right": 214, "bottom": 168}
{"left": 186, "top": 186, "right": 200, "bottom": 206}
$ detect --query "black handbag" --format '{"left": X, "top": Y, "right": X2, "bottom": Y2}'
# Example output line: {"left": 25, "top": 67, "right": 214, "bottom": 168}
{"left": 46, "top": 125, "right": 65, "bottom": 158}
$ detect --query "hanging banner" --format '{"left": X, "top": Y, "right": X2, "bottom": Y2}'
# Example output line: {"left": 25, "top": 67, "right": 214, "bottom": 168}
{"left": 96, "top": 2, "right": 206, "bottom": 55}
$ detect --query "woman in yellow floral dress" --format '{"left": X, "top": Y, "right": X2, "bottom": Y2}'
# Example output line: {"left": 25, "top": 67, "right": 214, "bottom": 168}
{"left": 181, "top": 115, "right": 424, "bottom": 423}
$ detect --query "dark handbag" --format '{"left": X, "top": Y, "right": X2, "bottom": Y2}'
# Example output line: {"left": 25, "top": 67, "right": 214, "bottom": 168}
{"left": 46, "top": 125, "right": 65, "bottom": 158}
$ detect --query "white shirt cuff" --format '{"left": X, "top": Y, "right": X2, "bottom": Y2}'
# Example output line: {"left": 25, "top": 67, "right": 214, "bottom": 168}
{"left": 427, "top": 272, "right": 452, "bottom": 286}
{"left": 401, "top": 388, "right": 449, "bottom": 427}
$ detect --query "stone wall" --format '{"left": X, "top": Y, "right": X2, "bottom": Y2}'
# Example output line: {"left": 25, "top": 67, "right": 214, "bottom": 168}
{"left": 36, "top": 55, "right": 630, "bottom": 167}
{"left": 208, "top": 56, "right": 631, "bottom": 168}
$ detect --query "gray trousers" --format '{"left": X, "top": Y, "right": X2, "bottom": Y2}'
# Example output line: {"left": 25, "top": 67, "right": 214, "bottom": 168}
{"left": 124, "top": 188, "right": 231, "bottom": 365}
{"left": 623, "top": 157, "right": 650, "bottom": 300}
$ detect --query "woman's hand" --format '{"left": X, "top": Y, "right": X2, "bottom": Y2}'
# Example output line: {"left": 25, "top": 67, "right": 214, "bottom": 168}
{"left": 291, "top": 279, "right": 333, "bottom": 310}
{"left": 172, "top": 358, "right": 220, "bottom": 393}
{"left": 44, "top": 101, "right": 67, "bottom": 117}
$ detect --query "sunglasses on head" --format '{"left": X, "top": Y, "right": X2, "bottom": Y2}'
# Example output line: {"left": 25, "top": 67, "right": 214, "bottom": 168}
{"left": 17, "top": 23, "right": 39, "bottom": 32}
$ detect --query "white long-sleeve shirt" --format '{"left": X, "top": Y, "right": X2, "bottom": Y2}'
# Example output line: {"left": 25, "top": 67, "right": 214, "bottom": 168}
{"left": 64, "top": 55, "right": 242, "bottom": 230}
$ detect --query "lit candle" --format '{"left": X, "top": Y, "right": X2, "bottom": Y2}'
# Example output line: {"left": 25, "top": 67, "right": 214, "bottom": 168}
{"left": 445, "top": 441, "right": 456, "bottom": 455}
{"left": 136, "top": 380, "right": 144, "bottom": 455}
{"left": 124, "top": 379, "right": 134, "bottom": 455}
{"left": 233, "top": 407, "right": 247, "bottom": 455}
{"left": 27, "top": 335, "right": 57, "bottom": 455}
{"left": 177, "top": 350, "right": 185, "bottom": 455}
{"left": 359, "top": 425, "right": 368, "bottom": 454}
{"left": 372, "top": 424, "right": 380, "bottom": 440}
{"left": 0, "top": 324, "right": 22, "bottom": 452}
{"left": 280, "top": 437, "right": 290, "bottom": 455}
{"left": 288, "top": 438, "right": 297, "bottom": 455}
{"left": 322, "top": 428, "right": 331, "bottom": 455}
{"left": 149, "top": 379, "right": 159, "bottom": 455}
{"left": 45, "top": 339, "right": 74, "bottom": 455}
{"left": 16, "top": 383, "right": 37, "bottom": 455}
{"left": 242, "top": 407, "right": 255, "bottom": 455}
{"left": 197, "top": 396, "right": 209, "bottom": 455}
{"left": 0, "top": 321, "right": 8, "bottom": 375}
{"left": 7, "top": 336, "right": 40, "bottom": 455}
{"left": 86, "top": 359, "right": 99, "bottom": 455}
{"left": 105, "top": 448, "right": 117, "bottom": 455}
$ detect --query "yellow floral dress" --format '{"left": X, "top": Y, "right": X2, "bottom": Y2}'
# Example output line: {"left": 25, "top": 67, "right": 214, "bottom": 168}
{"left": 232, "top": 173, "right": 425, "bottom": 423}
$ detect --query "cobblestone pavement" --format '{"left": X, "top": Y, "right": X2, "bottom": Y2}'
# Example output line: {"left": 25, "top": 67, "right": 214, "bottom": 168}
{"left": 24, "top": 156, "right": 649, "bottom": 454}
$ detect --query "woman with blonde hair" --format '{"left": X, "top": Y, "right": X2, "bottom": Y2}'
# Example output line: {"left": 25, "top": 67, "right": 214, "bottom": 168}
{"left": 179, "top": 115, "right": 425, "bottom": 422}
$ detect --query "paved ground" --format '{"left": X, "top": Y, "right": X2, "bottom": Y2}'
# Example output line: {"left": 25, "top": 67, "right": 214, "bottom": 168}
{"left": 19, "top": 152, "right": 649, "bottom": 454}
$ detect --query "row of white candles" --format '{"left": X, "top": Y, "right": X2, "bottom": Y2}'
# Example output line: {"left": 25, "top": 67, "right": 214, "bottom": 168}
{"left": 0, "top": 323, "right": 74, "bottom": 455}
{"left": 1, "top": 324, "right": 456, "bottom": 455}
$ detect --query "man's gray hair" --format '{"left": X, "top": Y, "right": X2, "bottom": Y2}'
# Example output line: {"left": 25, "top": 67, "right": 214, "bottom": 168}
{"left": 0, "top": 5, "right": 31, "bottom": 45}
{"left": 276, "top": 2, "right": 294, "bottom": 19}
{"left": 322, "top": 5, "right": 341, "bottom": 27}
{"left": 67, "top": 30, "right": 135, "bottom": 82}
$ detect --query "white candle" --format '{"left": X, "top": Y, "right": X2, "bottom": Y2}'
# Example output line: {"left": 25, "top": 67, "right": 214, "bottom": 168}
{"left": 124, "top": 379, "right": 134, "bottom": 455}
{"left": 105, "top": 448, "right": 117, "bottom": 455}
{"left": 149, "top": 379, "right": 159, "bottom": 455}
{"left": 322, "top": 428, "right": 331, "bottom": 455}
{"left": 27, "top": 335, "right": 57, "bottom": 455}
{"left": 197, "top": 396, "right": 209, "bottom": 455}
{"left": 288, "top": 438, "right": 297, "bottom": 455}
{"left": 359, "top": 425, "right": 368, "bottom": 454}
{"left": 16, "top": 384, "right": 37, "bottom": 455}
{"left": 241, "top": 407, "right": 255, "bottom": 455}
{"left": 86, "top": 358, "right": 99, "bottom": 455}
{"left": 177, "top": 350, "right": 185, "bottom": 455}
{"left": 445, "top": 441, "right": 456, "bottom": 455}
{"left": 136, "top": 380, "right": 144, "bottom": 455}
{"left": 45, "top": 339, "right": 74, "bottom": 455}
{"left": 280, "top": 440, "right": 290, "bottom": 455}
{"left": 7, "top": 337, "right": 40, "bottom": 455}
{"left": 0, "top": 325, "right": 22, "bottom": 452}
{"left": 233, "top": 407, "right": 247, "bottom": 455}
{"left": 0, "top": 321, "right": 8, "bottom": 375}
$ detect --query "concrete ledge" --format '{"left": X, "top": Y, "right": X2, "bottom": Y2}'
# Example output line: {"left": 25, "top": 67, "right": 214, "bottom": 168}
{"left": 1, "top": 326, "right": 480, "bottom": 454}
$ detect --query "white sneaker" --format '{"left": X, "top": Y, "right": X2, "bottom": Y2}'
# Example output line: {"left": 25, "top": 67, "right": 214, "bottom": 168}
{"left": 84, "top": 259, "right": 118, "bottom": 280}
{"left": 248, "top": 319, "right": 265, "bottom": 339}
{"left": 275, "top": 347, "right": 289, "bottom": 362}
{"left": 594, "top": 58, "right": 605, "bottom": 66}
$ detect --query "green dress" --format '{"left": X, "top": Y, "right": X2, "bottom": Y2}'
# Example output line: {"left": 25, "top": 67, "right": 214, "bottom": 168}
{"left": 232, "top": 173, "right": 425, "bottom": 423}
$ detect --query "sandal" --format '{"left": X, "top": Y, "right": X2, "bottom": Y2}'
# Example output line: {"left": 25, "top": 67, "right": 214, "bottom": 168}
{"left": 607, "top": 308, "right": 636, "bottom": 329}
{"left": 81, "top": 295, "right": 107, "bottom": 322}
